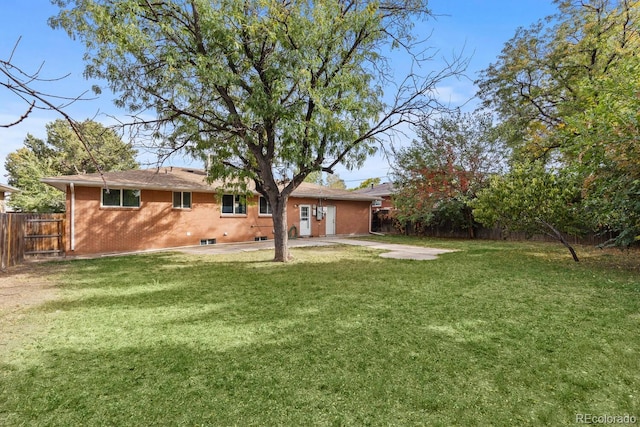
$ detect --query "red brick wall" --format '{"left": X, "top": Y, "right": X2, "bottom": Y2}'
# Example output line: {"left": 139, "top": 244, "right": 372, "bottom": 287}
{"left": 65, "top": 186, "right": 371, "bottom": 255}
{"left": 286, "top": 198, "right": 371, "bottom": 238}
{"left": 67, "top": 187, "right": 273, "bottom": 255}
{"left": 370, "top": 195, "right": 394, "bottom": 212}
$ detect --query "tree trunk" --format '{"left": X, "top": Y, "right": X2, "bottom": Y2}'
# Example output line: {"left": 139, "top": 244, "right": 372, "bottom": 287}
{"left": 271, "top": 194, "right": 290, "bottom": 262}
{"left": 466, "top": 208, "right": 475, "bottom": 239}
{"left": 537, "top": 219, "right": 580, "bottom": 262}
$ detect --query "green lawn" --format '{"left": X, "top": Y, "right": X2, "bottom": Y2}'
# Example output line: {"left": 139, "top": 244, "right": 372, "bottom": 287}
{"left": 1, "top": 238, "right": 638, "bottom": 426}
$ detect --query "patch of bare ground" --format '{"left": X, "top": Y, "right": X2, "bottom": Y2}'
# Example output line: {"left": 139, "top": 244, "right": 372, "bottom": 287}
{"left": 0, "top": 261, "right": 67, "bottom": 357}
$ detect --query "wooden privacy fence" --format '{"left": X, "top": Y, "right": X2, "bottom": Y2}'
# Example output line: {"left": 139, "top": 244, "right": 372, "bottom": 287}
{"left": 0, "top": 213, "right": 65, "bottom": 270}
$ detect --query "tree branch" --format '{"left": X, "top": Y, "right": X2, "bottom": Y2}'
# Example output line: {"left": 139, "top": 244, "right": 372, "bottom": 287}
{"left": 1, "top": 37, "right": 106, "bottom": 187}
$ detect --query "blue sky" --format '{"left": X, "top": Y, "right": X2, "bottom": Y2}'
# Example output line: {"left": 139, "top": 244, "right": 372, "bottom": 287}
{"left": 0, "top": 0, "right": 558, "bottom": 186}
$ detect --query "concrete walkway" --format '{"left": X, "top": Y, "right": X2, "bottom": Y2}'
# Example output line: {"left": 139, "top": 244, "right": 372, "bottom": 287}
{"left": 177, "top": 236, "right": 456, "bottom": 260}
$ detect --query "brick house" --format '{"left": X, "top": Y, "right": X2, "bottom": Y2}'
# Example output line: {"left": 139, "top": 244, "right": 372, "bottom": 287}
{"left": 353, "top": 182, "right": 396, "bottom": 232}
{"left": 42, "top": 167, "right": 379, "bottom": 255}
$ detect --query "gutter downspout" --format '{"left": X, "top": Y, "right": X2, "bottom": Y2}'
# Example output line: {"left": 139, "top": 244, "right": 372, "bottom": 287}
{"left": 70, "top": 183, "right": 75, "bottom": 252}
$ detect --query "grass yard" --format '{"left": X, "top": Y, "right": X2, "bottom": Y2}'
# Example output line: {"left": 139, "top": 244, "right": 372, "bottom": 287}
{"left": 1, "top": 238, "right": 638, "bottom": 426}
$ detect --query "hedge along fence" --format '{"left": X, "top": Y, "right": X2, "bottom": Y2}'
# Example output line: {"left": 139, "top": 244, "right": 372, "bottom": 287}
{"left": 388, "top": 218, "right": 615, "bottom": 247}
{"left": 1, "top": 213, "right": 65, "bottom": 270}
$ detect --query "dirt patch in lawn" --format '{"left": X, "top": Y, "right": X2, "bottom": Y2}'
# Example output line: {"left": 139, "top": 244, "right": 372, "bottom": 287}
{"left": 0, "top": 262, "right": 65, "bottom": 311}
{"left": 0, "top": 261, "right": 66, "bottom": 357}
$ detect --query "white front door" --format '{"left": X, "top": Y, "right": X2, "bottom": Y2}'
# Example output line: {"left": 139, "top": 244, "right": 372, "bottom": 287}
{"left": 299, "top": 205, "right": 311, "bottom": 236}
{"left": 325, "top": 205, "right": 336, "bottom": 235}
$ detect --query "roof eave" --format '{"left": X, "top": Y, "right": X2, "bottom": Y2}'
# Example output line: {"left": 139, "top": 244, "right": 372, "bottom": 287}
{"left": 0, "top": 184, "right": 21, "bottom": 193}
{"left": 40, "top": 178, "right": 259, "bottom": 195}
{"left": 291, "top": 194, "right": 381, "bottom": 202}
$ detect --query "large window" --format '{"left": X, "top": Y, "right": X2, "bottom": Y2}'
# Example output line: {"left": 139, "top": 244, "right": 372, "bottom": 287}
{"left": 173, "top": 191, "right": 192, "bottom": 209}
{"left": 102, "top": 188, "right": 140, "bottom": 207}
{"left": 221, "top": 194, "right": 246, "bottom": 215}
{"left": 259, "top": 196, "right": 272, "bottom": 215}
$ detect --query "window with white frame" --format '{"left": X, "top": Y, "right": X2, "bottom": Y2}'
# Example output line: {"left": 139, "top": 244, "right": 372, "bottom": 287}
{"left": 102, "top": 188, "right": 140, "bottom": 207}
{"left": 259, "top": 196, "right": 272, "bottom": 215}
{"left": 221, "top": 194, "right": 246, "bottom": 215}
{"left": 372, "top": 200, "right": 382, "bottom": 207}
{"left": 173, "top": 191, "right": 192, "bottom": 209}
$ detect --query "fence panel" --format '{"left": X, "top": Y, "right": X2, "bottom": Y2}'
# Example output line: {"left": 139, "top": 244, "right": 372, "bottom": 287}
{"left": 23, "top": 213, "right": 65, "bottom": 257}
{"left": 393, "top": 221, "right": 614, "bottom": 246}
{"left": 0, "top": 213, "right": 65, "bottom": 270}
{"left": 0, "top": 213, "right": 26, "bottom": 270}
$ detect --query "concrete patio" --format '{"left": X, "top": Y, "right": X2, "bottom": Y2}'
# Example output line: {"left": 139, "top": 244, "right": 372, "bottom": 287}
{"left": 176, "top": 236, "right": 456, "bottom": 260}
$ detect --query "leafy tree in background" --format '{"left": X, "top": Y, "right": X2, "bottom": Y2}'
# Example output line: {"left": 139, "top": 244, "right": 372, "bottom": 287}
{"left": 353, "top": 177, "right": 381, "bottom": 190}
{"left": 326, "top": 174, "right": 347, "bottom": 190}
{"left": 391, "top": 110, "right": 505, "bottom": 237}
{"left": 476, "top": 0, "right": 640, "bottom": 246}
{"left": 50, "top": 0, "right": 466, "bottom": 261}
{"left": 472, "top": 162, "right": 587, "bottom": 262}
{"left": 560, "top": 52, "right": 640, "bottom": 247}
{"left": 5, "top": 119, "right": 138, "bottom": 212}
{"left": 5, "top": 138, "right": 65, "bottom": 212}
{"left": 303, "top": 171, "right": 346, "bottom": 189}
{"left": 304, "top": 171, "right": 325, "bottom": 186}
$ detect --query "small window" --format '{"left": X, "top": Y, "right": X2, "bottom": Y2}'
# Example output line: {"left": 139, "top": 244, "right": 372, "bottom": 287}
{"left": 173, "top": 191, "right": 192, "bottom": 209}
{"left": 259, "top": 196, "right": 272, "bottom": 215}
{"left": 102, "top": 188, "right": 140, "bottom": 207}
{"left": 372, "top": 200, "right": 382, "bottom": 207}
{"left": 102, "top": 189, "right": 121, "bottom": 207}
{"left": 122, "top": 189, "right": 140, "bottom": 207}
{"left": 221, "top": 194, "right": 246, "bottom": 215}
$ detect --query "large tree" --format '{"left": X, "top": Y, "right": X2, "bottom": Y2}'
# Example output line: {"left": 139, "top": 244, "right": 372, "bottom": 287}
{"left": 50, "top": 0, "right": 465, "bottom": 261}
{"left": 391, "top": 110, "right": 505, "bottom": 237}
{"left": 5, "top": 119, "right": 138, "bottom": 212}
{"left": 476, "top": 0, "right": 640, "bottom": 246}
{"left": 561, "top": 50, "right": 640, "bottom": 247}
{"left": 472, "top": 162, "right": 588, "bottom": 262}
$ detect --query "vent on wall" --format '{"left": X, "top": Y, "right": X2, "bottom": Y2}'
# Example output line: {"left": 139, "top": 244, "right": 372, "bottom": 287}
{"left": 254, "top": 236, "right": 268, "bottom": 241}
{"left": 200, "top": 238, "right": 217, "bottom": 245}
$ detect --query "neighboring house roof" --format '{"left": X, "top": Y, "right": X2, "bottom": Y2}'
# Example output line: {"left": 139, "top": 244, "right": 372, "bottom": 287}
{"left": 353, "top": 182, "right": 396, "bottom": 197}
{"left": 41, "top": 167, "right": 380, "bottom": 202}
{"left": 0, "top": 183, "right": 21, "bottom": 193}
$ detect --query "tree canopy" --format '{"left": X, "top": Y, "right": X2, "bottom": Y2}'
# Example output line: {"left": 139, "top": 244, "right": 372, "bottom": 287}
{"left": 391, "top": 110, "right": 504, "bottom": 237}
{"left": 326, "top": 174, "right": 347, "bottom": 190}
{"left": 475, "top": 0, "right": 640, "bottom": 247}
{"left": 51, "top": 0, "right": 465, "bottom": 261}
{"left": 353, "top": 177, "right": 381, "bottom": 190}
{"left": 5, "top": 119, "right": 138, "bottom": 212}
{"left": 472, "top": 162, "right": 587, "bottom": 261}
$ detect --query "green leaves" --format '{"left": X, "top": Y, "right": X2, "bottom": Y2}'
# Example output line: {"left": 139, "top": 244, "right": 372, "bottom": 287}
{"left": 49, "top": 0, "right": 442, "bottom": 187}
{"left": 472, "top": 162, "right": 587, "bottom": 239}
{"left": 5, "top": 119, "right": 138, "bottom": 212}
{"left": 392, "top": 110, "right": 505, "bottom": 235}
{"left": 5, "top": 145, "right": 65, "bottom": 213}
{"left": 476, "top": 0, "right": 640, "bottom": 248}
{"left": 50, "top": 0, "right": 462, "bottom": 260}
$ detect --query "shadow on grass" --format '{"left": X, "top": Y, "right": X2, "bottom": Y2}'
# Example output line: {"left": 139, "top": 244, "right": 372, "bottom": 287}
{"left": 0, "top": 313, "right": 607, "bottom": 426}
{"left": 2, "top": 243, "right": 639, "bottom": 426}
